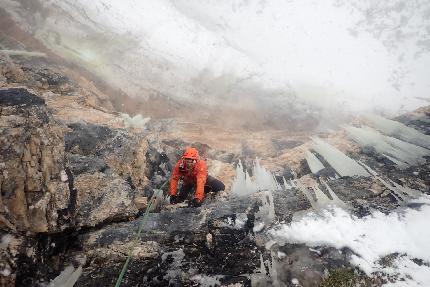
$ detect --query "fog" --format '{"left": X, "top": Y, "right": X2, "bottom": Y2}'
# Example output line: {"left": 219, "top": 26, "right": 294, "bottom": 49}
{"left": 2, "top": 0, "right": 430, "bottom": 117}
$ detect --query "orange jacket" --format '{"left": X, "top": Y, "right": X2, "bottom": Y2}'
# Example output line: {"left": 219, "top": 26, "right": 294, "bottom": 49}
{"left": 170, "top": 158, "right": 208, "bottom": 201}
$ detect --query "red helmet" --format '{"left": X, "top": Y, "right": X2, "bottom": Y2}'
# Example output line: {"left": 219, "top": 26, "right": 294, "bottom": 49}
{"left": 183, "top": 147, "right": 199, "bottom": 160}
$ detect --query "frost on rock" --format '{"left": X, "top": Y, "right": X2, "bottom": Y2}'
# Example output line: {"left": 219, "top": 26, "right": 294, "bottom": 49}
{"left": 311, "top": 137, "right": 370, "bottom": 177}
{"left": 305, "top": 151, "right": 325, "bottom": 174}
{"left": 365, "top": 114, "right": 430, "bottom": 150}
{"left": 120, "top": 113, "right": 150, "bottom": 128}
{"left": 161, "top": 248, "right": 185, "bottom": 283}
{"left": 270, "top": 197, "right": 430, "bottom": 286}
{"left": 345, "top": 125, "right": 430, "bottom": 168}
{"left": 190, "top": 274, "right": 224, "bottom": 287}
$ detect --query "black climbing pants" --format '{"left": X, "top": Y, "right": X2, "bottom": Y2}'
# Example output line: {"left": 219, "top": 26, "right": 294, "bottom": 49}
{"left": 176, "top": 175, "right": 225, "bottom": 202}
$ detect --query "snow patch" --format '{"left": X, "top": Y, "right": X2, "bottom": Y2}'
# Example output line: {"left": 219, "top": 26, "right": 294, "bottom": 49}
{"left": 161, "top": 248, "right": 185, "bottom": 282}
{"left": 270, "top": 197, "right": 430, "bottom": 286}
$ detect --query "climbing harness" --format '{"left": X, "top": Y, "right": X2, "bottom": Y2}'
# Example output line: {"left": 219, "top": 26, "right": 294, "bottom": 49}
{"left": 114, "top": 181, "right": 168, "bottom": 287}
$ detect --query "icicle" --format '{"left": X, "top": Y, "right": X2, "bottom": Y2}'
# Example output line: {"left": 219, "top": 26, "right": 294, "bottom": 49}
{"left": 231, "top": 159, "right": 280, "bottom": 197}
{"left": 49, "top": 265, "right": 82, "bottom": 287}
{"left": 345, "top": 125, "right": 430, "bottom": 168}
{"left": 282, "top": 177, "right": 291, "bottom": 190}
{"left": 254, "top": 159, "right": 280, "bottom": 191}
{"left": 365, "top": 114, "right": 430, "bottom": 149}
{"left": 296, "top": 181, "right": 318, "bottom": 210}
{"left": 231, "top": 160, "right": 257, "bottom": 196}
{"left": 305, "top": 151, "right": 325, "bottom": 174}
{"left": 389, "top": 180, "right": 422, "bottom": 198}
{"left": 357, "top": 160, "right": 378, "bottom": 176}
{"left": 311, "top": 137, "right": 370, "bottom": 177}
{"left": 268, "top": 251, "right": 280, "bottom": 287}
{"left": 259, "top": 254, "right": 266, "bottom": 275}
{"left": 320, "top": 179, "right": 348, "bottom": 209}
{"left": 375, "top": 177, "right": 410, "bottom": 201}
{"left": 312, "top": 185, "right": 332, "bottom": 207}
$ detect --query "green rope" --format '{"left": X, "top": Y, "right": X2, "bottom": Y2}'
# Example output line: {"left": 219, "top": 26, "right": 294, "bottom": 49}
{"left": 114, "top": 181, "right": 168, "bottom": 287}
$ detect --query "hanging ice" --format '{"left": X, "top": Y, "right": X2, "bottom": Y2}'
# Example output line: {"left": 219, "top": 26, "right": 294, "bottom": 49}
{"left": 305, "top": 151, "right": 325, "bottom": 174}
{"left": 231, "top": 160, "right": 278, "bottom": 225}
{"left": 365, "top": 114, "right": 430, "bottom": 149}
{"left": 230, "top": 160, "right": 257, "bottom": 196}
{"left": 320, "top": 179, "right": 348, "bottom": 209}
{"left": 345, "top": 125, "right": 430, "bottom": 168}
{"left": 296, "top": 179, "right": 347, "bottom": 211}
{"left": 375, "top": 176, "right": 422, "bottom": 201}
{"left": 311, "top": 137, "right": 370, "bottom": 177}
{"left": 231, "top": 159, "right": 280, "bottom": 197}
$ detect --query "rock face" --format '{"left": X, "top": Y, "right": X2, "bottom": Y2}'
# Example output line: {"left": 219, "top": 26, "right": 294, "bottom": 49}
{"left": 0, "top": 88, "right": 66, "bottom": 233}
{"left": 0, "top": 88, "right": 164, "bottom": 233}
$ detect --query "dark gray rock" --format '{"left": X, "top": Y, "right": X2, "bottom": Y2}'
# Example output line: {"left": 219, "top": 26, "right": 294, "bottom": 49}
{"left": 0, "top": 88, "right": 45, "bottom": 106}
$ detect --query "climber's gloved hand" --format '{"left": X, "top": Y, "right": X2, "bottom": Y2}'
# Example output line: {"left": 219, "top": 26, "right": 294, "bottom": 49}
{"left": 170, "top": 195, "right": 179, "bottom": 205}
{"left": 190, "top": 198, "right": 202, "bottom": 207}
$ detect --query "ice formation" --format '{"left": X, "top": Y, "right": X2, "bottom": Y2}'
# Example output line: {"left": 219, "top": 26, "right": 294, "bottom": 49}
{"left": 296, "top": 179, "right": 347, "bottom": 211}
{"left": 320, "top": 179, "right": 348, "bottom": 209}
{"left": 231, "top": 159, "right": 280, "bottom": 197}
{"left": 345, "top": 125, "right": 430, "bottom": 168}
{"left": 365, "top": 114, "right": 430, "bottom": 149}
{"left": 230, "top": 160, "right": 257, "bottom": 196}
{"left": 120, "top": 113, "right": 151, "bottom": 128}
{"left": 49, "top": 265, "right": 82, "bottom": 287}
{"left": 375, "top": 176, "right": 422, "bottom": 201}
{"left": 311, "top": 137, "right": 370, "bottom": 177}
{"left": 270, "top": 196, "right": 430, "bottom": 286}
{"left": 305, "top": 151, "right": 325, "bottom": 174}
{"left": 231, "top": 160, "right": 278, "bottom": 226}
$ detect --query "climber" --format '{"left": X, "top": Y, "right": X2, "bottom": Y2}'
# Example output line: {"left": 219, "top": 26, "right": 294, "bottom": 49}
{"left": 169, "top": 147, "right": 225, "bottom": 207}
